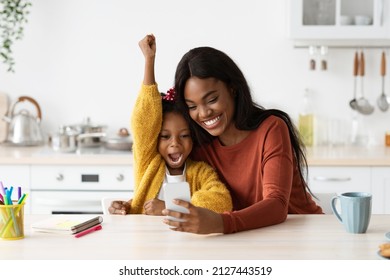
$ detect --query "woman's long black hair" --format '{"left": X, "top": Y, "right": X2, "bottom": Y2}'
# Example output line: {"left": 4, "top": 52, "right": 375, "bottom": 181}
{"left": 174, "top": 46, "right": 313, "bottom": 198}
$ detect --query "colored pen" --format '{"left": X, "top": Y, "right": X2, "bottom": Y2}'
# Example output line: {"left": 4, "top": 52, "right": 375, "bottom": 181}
{"left": 0, "top": 193, "right": 3, "bottom": 203}
{"left": 0, "top": 181, "right": 5, "bottom": 195}
{"left": 18, "top": 187, "right": 21, "bottom": 200}
{"left": 17, "top": 193, "right": 26, "bottom": 204}
{"left": 74, "top": 224, "right": 102, "bottom": 238}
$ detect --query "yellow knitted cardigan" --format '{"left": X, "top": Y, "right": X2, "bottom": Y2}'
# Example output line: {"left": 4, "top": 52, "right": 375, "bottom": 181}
{"left": 130, "top": 84, "right": 232, "bottom": 214}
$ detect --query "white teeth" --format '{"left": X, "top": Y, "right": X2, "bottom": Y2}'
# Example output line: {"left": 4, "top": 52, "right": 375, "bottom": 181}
{"left": 203, "top": 116, "right": 220, "bottom": 126}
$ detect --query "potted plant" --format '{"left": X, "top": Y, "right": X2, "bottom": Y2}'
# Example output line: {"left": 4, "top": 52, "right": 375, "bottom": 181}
{"left": 0, "top": 0, "right": 32, "bottom": 72}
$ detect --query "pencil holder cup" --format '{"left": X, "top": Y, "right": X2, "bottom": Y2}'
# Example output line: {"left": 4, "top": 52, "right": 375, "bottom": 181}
{"left": 0, "top": 202, "right": 25, "bottom": 240}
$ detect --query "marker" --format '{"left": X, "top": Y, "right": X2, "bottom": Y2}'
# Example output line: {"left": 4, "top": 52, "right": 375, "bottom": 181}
{"left": 74, "top": 224, "right": 102, "bottom": 238}
{"left": 17, "top": 193, "right": 27, "bottom": 205}
{"left": 0, "top": 181, "right": 5, "bottom": 195}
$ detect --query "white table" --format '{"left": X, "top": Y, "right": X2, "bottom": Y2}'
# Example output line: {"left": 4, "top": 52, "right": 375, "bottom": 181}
{"left": 1, "top": 214, "right": 389, "bottom": 260}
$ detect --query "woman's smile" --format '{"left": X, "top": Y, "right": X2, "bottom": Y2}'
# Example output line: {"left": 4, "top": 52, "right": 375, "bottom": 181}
{"left": 202, "top": 115, "right": 221, "bottom": 128}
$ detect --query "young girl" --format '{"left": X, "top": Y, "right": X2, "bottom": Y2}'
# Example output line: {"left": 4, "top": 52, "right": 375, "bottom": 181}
{"left": 109, "top": 34, "right": 232, "bottom": 215}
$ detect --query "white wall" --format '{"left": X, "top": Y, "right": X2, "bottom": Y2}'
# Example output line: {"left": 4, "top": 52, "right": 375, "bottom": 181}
{"left": 1, "top": 0, "right": 390, "bottom": 145}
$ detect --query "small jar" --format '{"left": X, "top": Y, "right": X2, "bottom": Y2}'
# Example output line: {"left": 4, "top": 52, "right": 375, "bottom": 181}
{"left": 385, "top": 131, "right": 390, "bottom": 147}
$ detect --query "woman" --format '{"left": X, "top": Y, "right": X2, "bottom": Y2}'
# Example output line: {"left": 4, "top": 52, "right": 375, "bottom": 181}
{"left": 162, "top": 46, "right": 323, "bottom": 234}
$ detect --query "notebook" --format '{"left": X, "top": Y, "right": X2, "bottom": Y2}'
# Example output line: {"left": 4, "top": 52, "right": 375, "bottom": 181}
{"left": 31, "top": 215, "right": 103, "bottom": 234}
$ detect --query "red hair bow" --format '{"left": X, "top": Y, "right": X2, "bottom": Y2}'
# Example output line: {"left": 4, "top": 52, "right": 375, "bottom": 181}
{"left": 162, "top": 87, "right": 176, "bottom": 102}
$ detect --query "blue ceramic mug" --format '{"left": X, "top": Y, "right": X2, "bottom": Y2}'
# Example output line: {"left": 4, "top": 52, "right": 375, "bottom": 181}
{"left": 331, "top": 192, "right": 372, "bottom": 234}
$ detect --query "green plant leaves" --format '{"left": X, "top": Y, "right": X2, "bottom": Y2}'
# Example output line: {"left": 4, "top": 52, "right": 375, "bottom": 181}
{"left": 0, "top": 0, "right": 32, "bottom": 72}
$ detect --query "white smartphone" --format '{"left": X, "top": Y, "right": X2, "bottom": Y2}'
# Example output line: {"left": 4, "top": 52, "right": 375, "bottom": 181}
{"left": 163, "top": 182, "right": 191, "bottom": 222}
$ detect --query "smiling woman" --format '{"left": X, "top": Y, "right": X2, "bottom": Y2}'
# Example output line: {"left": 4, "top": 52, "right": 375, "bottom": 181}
{"left": 168, "top": 45, "right": 323, "bottom": 234}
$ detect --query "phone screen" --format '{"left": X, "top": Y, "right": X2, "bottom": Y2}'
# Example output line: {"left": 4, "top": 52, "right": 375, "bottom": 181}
{"left": 163, "top": 182, "right": 191, "bottom": 222}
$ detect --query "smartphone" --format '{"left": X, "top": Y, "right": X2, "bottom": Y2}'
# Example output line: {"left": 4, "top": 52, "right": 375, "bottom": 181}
{"left": 163, "top": 182, "right": 191, "bottom": 222}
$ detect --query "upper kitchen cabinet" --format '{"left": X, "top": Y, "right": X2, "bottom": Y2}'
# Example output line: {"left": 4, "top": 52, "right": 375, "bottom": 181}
{"left": 288, "top": 0, "right": 390, "bottom": 46}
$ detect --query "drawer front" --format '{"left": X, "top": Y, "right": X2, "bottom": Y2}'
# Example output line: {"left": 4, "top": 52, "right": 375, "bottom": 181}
{"left": 371, "top": 167, "right": 390, "bottom": 214}
{"left": 308, "top": 166, "right": 371, "bottom": 194}
{"left": 30, "top": 165, "right": 134, "bottom": 191}
{"left": 0, "top": 165, "right": 31, "bottom": 214}
{"left": 0, "top": 165, "right": 30, "bottom": 189}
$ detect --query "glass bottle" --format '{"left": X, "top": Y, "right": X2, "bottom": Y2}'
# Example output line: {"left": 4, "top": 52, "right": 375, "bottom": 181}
{"left": 298, "top": 89, "right": 314, "bottom": 147}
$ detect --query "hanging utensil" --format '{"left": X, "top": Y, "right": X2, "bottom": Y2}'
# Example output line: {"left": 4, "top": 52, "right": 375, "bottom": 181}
{"left": 356, "top": 51, "right": 375, "bottom": 115}
{"left": 349, "top": 51, "right": 359, "bottom": 110}
{"left": 377, "top": 51, "right": 389, "bottom": 112}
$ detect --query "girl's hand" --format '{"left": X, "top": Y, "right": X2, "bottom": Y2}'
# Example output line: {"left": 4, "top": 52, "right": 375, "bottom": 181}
{"left": 138, "top": 34, "right": 156, "bottom": 59}
{"left": 143, "top": 198, "right": 165, "bottom": 216}
{"left": 108, "top": 199, "right": 132, "bottom": 215}
{"left": 162, "top": 200, "right": 224, "bottom": 234}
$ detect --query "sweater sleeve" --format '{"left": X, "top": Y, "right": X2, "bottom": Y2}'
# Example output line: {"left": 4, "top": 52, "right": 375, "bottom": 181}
{"left": 131, "top": 84, "right": 162, "bottom": 187}
{"left": 130, "top": 84, "right": 166, "bottom": 213}
{"left": 220, "top": 118, "right": 293, "bottom": 233}
{"left": 187, "top": 160, "right": 233, "bottom": 213}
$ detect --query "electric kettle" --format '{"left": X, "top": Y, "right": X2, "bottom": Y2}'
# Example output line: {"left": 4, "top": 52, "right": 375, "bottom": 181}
{"left": 2, "top": 96, "right": 44, "bottom": 146}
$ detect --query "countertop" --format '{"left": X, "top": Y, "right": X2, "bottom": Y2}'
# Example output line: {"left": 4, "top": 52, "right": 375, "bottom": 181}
{"left": 1, "top": 144, "right": 390, "bottom": 166}
{"left": 1, "top": 214, "right": 389, "bottom": 260}
{"left": 306, "top": 146, "right": 390, "bottom": 166}
{"left": 0, "top": 145, "right": 132, "bottom": 165}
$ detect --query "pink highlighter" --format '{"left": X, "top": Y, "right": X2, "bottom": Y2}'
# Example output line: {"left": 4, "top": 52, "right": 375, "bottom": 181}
{"left": 74, "top": 224, "right": 102, "bottom": 238}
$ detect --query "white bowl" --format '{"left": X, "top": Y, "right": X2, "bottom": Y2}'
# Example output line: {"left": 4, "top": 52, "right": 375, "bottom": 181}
{"left": 340, "top": 15, "right": 353, "bottom": 25}
{"left": 354, "top": 15, "right": 372, "bottom": 25}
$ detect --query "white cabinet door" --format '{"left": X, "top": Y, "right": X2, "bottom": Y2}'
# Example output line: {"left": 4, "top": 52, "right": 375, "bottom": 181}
{"left": 30, "top": 165, "right": 134, "bottom": 191}
{"left": 288, "top": 0, "right": 390, "bottom": 44}
{"left": 0, "top": 165, "right": 31, "bottom": 214}
{"left": 308, "top": 166, "right": 371, "bottom": 194}
{"left": 371, "top": 167, "right": 390, "bottom": 214}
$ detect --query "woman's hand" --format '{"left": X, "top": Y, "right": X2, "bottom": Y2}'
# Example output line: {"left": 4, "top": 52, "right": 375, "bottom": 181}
{"left": 108, "top": 199, "right": 132, "bottom": 215}
{"left": 143, "top": 198, "right": 165, "bottom": 216}
{"left": 162, "top": 199, "right": 224, "bottom": 234}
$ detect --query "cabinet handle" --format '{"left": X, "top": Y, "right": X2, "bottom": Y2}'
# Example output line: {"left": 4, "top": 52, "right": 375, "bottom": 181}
{"left": 379, "top": 0, "right": 384, "bottom": 26}
{"left": 313, "top": 176, "right": 351, "bottom": 182}
{"left": 56, "top": 174, "right": 64, "bottom": 181}
{"left": 116, "top": 174, "right": 124, "bottom": 182}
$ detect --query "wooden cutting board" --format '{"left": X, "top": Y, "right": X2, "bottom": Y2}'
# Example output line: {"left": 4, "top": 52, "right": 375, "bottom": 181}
{"left": 0, "top": 92, "right": 10, "bottom": 142}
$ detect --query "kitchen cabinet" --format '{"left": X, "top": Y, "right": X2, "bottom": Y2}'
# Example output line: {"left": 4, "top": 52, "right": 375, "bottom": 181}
{"left": 29, "top": 165, "right": 134, "bottom": 214}
{"left": 288, "top": 0, "right": 390, "bottom": 45}
{"left": 308, "top": 166, "right": 371, "bottom": 193}
{"left": 371, "top": 167, "right": 390, "bottom": 214}
{"left": 30, "top": 165, "right": 133, "bottom": 191}
{"left": 308, "top": 166, "right": 371, "bottom": 213}
{"left": 0, "top": 165, "right": 31, "bottom": 214}
{"left": 309, "top": 166, "right": 390, "bottom": 214}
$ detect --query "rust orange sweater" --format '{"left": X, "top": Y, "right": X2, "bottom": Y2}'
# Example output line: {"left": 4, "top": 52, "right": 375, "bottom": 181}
{"left": 192, "top": 115, "right": 323, "bottom": 234}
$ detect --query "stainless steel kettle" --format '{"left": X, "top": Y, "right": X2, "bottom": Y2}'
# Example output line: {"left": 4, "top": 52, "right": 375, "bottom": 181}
{"left": 2, "top": 96, "right": 44, "bottom": 146}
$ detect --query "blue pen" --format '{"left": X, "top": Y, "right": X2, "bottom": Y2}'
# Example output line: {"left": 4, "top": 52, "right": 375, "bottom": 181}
{"left": 6, "top": 189, "right": 13, "bottom": 205}
{"left": 18, "top": 187, "right": 22, "bottom": 200}
{"left": 9, "top": 186, "right": 14, "bottom": 199}
{"left": 5, "top": 189, "right": 20, "bottom": 236}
